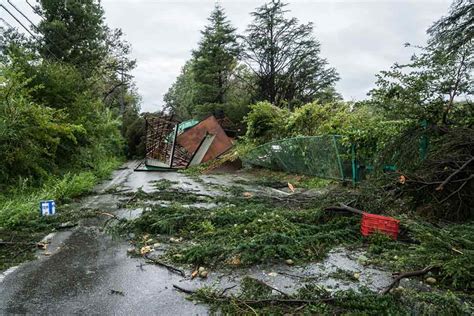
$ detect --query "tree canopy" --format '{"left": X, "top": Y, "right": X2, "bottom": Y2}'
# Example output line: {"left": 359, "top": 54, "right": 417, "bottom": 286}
{"left": 243, "top": 0, "right": 339, "bottom": 108}
{"left": 192, "top": 3, "right": 240, "bottom": 105}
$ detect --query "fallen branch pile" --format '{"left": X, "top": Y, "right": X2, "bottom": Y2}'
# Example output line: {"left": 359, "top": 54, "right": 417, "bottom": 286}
{"left": 172, "top": 284, "right": 336, "bottom": 306}
{"left": 396, "top": 127, "right": 474, "bottom": 220}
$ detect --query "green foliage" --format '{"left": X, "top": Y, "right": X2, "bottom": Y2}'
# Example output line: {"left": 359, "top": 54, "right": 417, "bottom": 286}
{"left": 285, "top": 101, "right": 343, "bottom": 136}
{"left": 244, "top": 0, "right": 339, "bottom": 106}
{"left": 192, "top": 283, "right": 439, "bottom": 315}
{"left": 383, "top": 126, "right": 474, "bottom": 220}
{"left": 38, "top": 0, "right": 108, "bottom": 75}
{"left": 192, "top": 101, "right": 250, "bottom": 125}
{"left": 128, "top": 190, "right": 360, "bottom": 266}
{"left": 152, "top": 179, "right": 178, "bottom": 191}
{"left": 240, "top": 168, "right": 332, "bottom": 189}
{"left": 0, "top": 62, "right": 82, "bottom": 186}
{"left": 244, "top": 100, "right": 412, "bottom": 167}
{"left": 191, "top": 273, "right": 472, "bottom": 315}
{"left": 122, "top": 110, "right": 146, "bottom": 158}
{"left": 0, "top": 0, "right": 139, "bottom": 232}
{"left": 427, "top": 0, "right": 473, "bottom": 54}
{"left": 368, "top": 44, "right": 473, "bottom": 124}
{"left": 368, "top": 0, "right": 473, "bottom": 126}
{"left": 0, "top": 156, "right": 121, "bottom": 229}
{"left": 369, "top": 220, "right": 474, "bottom": 291}
{"left": 244, "top": 101, "right": 289, "bottom": 143}
{"left": 192, "top": 3, "right": 240, "bottom": 105}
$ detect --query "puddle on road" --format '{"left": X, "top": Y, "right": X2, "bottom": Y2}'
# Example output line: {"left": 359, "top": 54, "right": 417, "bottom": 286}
{"left": 115, "top": 208, "right": 144, "bottom": 220}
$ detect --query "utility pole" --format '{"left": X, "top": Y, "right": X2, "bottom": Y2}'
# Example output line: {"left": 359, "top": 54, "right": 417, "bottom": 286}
{"left": 120, "top": 59, "right": 125, "bottom": 116}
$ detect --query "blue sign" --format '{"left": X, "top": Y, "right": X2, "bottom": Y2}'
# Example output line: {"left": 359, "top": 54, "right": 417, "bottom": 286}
{"left": 40, "top": 200, "right": 56, "bottom": 216}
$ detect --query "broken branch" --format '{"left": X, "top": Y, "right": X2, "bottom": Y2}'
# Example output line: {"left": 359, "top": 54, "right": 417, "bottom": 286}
{"left": 253, "top": 279, "right": 290, "bottom": 297}
{"left": 219, "top": 285, "right": 237, "bottom": 296}
{"left": 380, "top": 265, "right": 435, "bottom": 295}
{"left": 436, "top": 157, "right": 474, "bottom": 191}
{"left": 172, "top": 284, "right": 336, "bottom": 305}
{"left": 173, "top": 284, "right": 195, "bottom": 294}
{"left": 324, "top": 203, "right": 364, "bottom": 215}
{"left": 145, "top": 255, "right": 186, "bottom": 277}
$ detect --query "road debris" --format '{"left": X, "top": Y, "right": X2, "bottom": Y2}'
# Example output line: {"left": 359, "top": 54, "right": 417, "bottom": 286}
{"left": 109, "top": 289, "right": 125, "bottom": 296}
{"left": 381, "top": 265, "right": 436, "bottom": 295}
{"left": 144, "top": 255, "right": 186, "bottom": 277}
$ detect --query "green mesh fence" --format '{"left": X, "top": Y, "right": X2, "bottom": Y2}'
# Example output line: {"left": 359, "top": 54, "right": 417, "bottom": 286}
{"left": 243, "top": 135, "right": 355, "bottom": 181}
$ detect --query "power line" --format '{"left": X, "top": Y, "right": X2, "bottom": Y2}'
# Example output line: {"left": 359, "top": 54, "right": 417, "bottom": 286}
{"left": 7, "top": 0, "right": 65, "bottom": 55}
{"left": 22, "top": 0, "right": 81, "bottom": 60}
{"left": 7, "top": 0, "right": 41, "bottom": 34}
{"left": 25, "top": 0, "right": 44, "bottom": 19}
{"left": 0, "top": 4, "right": 36, "bottom": 38}
{"left": 0, "top": 4, "right": 61, "bottom": 62}
{"left": 0, "top": 17, "right": 14, "bottom": 29}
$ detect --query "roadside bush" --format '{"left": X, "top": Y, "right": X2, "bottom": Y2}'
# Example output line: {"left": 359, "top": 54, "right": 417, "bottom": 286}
{"left": 244, "top": 101, "right": 289, "bottom": 143}
{"left": 0, "top": 66, "right": 83, "bottom": 188}
{"left": 0, "top": 51, "right": 125, "bottom": 187}
{"left": 286, "top": 101, "right": 345, "bottom": 136}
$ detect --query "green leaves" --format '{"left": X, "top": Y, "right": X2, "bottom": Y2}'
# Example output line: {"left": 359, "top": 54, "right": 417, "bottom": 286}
{"left": 192, "top": 4, "right": 240, "bottom": 105}
{"left": 244, "top": 101, "right": 290, "bottom": 143}
{"left": 368, "top": 0, "right": 473, "bottom": 125}
{"left": 244, "top": 0, "right": 339, "bottom": 106}
{"left": 0, "top": 64, "right": 81, "bottom": 186}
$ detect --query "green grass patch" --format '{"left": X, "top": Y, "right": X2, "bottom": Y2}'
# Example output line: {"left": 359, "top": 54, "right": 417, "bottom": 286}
{"left": 0, "top": 156, "right": 122, "bottom": 229}
{"left": 0, "top": 156, "right": 122, "bottom": 270}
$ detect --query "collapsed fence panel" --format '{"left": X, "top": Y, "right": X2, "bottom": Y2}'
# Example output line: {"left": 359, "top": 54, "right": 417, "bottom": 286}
{"left": 177, "top": 116, "right": 233, "bottom": 164}
{"left": 141, "top": 114, "right": 234, "bottom": 171}
{"left": 243, "top": 135, "right": 354, "bottom": 181}
{"left": 145, "top": 115, "right": 193, "bottom": 169}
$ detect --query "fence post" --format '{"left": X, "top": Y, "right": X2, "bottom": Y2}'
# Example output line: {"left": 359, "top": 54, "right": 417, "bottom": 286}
{"left": 351, "top": 143, "right": 358, "bottom": 185}
{"left": 333, "top": 136, "right": 345, "bottom": 180}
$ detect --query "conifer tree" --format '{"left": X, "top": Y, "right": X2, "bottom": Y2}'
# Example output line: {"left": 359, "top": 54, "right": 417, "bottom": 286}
{"left": 244, "top": 0, "right": 339, "bottom": 107}
{"left": 192, "top": 3, "right": 240, "bottom": 105}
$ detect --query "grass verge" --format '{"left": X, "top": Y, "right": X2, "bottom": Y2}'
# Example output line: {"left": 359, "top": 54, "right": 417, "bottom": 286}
{"left": 0, "top": 156, "right": 123, "bottom": 270}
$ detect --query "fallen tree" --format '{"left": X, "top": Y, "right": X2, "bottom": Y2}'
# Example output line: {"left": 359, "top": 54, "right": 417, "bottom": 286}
{"left": 382, "top": 126, "right": 474, "bottom": 220}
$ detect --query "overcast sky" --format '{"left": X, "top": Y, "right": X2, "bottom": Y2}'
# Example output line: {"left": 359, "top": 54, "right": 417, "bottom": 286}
{"left": 3, "top": 0, "right": 452, "bottom": 112}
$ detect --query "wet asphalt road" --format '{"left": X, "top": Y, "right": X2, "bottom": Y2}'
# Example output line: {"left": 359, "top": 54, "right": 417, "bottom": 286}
{"left": 0, "top": 162, "right": 393, "bottom": 315}
{"left": 0, "top": 162, "right": 209, "bottom": 315}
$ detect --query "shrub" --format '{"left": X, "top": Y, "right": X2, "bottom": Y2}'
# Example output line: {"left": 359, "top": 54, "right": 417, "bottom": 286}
{"left": 244, "top": 101, "right": 289, "bottom": 143}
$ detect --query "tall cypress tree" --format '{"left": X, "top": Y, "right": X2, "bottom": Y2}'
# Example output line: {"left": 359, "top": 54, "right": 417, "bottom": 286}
{"left": 244, "top": 0, "right": 339, "bottom": 107}
{"left": 192, "top": 3, "right": 240, "bottom": 105}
